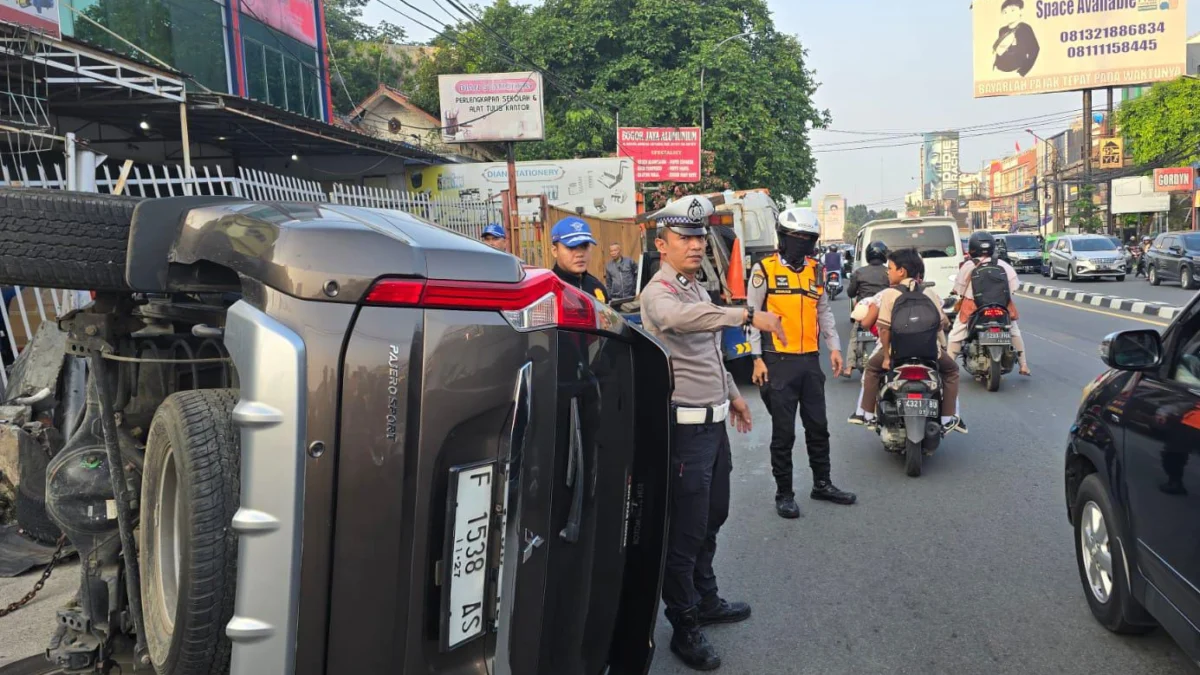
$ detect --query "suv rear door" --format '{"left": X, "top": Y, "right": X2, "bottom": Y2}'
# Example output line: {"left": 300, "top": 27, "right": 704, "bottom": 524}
{"left": 1120, "top": 300, "right": 1200, "bottom": 646}
{"left": 324, "top": 269, "right": 672, "bottom": 675}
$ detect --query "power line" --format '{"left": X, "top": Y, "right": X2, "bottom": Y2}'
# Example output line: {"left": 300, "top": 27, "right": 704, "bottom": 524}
{"left": 819, "top": 108, "right": 1085, "bottom": 139}
{"left": 812, "top": 115, "right": 1078, "bottom": 154}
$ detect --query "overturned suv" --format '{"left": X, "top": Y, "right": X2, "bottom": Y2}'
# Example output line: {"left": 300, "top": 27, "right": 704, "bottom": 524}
{"left": 0, "top": 189, "right": 673, "bottom": 675}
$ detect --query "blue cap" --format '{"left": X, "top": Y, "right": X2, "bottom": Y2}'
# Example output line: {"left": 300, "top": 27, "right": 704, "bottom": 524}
{"left": 482, "top": 223, "right": 506, "bottom": 239}
{"left": 550, "top": 217, "right": 597, "bottom": 248}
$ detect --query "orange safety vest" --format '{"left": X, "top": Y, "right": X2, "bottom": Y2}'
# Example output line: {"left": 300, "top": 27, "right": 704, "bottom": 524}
{"left": 758, "top": 255, "right": 822, "bottom": 354}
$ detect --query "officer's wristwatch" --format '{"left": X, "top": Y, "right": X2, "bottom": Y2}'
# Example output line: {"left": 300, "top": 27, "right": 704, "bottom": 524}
{"left": 744, "top": 306, "right": 755, "bottom": 327}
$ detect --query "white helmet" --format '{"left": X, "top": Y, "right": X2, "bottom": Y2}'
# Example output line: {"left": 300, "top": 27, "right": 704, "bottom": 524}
{"left": 777, "top": 207, "right": 820, "bottom": 237}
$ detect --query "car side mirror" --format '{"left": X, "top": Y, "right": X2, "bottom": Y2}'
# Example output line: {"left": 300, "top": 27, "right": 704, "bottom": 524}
{"left": 1169, "top": 245, "right": 1183, "bottom": 255}
{"left": 1100, "top": 329, "right": 1162, "bottom": 371}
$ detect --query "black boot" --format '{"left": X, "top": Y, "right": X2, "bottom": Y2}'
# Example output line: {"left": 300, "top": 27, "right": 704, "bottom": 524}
{"left": 811, "top": 479, "right": 857, "bottom": 505}
{"left": 667, "top": 607, "right": 722, "bottom": 671}
{"left": 775, "top": 492, "right": 801, "bottom": 519}
{"left": 698, "top": 595, "right": 752, "bottom": 626}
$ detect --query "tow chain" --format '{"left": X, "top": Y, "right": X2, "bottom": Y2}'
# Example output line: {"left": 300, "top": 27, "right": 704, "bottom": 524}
{"left": 0, "top": 534, "right": 68, "bottom": 618}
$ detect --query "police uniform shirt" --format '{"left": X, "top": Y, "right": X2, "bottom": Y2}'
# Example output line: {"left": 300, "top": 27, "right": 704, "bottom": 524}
{"left": 745, "top": 255, "right": 840, "bottom": 356}
{"left": 553, "top": 264, "right": 609, "bottom": 303}
{"left": 640, "top": 261, "right": 745, "bottom": 407}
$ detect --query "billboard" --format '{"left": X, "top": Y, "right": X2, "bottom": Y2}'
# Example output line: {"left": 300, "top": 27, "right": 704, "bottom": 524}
{"left": 438, "top": 72, "right": 546, "bottom": 144}
{"left": 1112, "top": 176, "right": 1171, "bottom": 213}
{"left": 0, "top": 0, "right": 60, "bottom": 38}
{"left": 617, "top": 127, "right": 702, "bottom": 183}
{"left": 922, "top": 132, "right": 961, "bottom": 201}
{"left": 968, "top": 200, "right": 991, "bottom": 213}
{"left": 820, "top": 195, "right": 846, "bottom": 241}
{"left": 241, "top": 0, "right": 317, "bottom": 47}
{"left": 1154, "top": 166, "right": 1195, "bottom": 192}
{"left": 405, "top": 157, "right": 636, "bottom": 219}
{"left": 973, "top": 0, "right": 1188, "bottom": 98}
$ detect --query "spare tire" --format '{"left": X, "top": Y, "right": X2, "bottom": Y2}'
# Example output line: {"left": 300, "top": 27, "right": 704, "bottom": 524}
{"left": 139, "top": 389, "right": 240, "bottom": 675}
{"left": 0, "top": 188, "right": 139, "bottom": 292}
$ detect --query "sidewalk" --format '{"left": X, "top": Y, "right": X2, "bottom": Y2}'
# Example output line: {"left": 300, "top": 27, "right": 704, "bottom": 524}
{"left": 1018, "top": 281, "right": 1185, "bottom": 320}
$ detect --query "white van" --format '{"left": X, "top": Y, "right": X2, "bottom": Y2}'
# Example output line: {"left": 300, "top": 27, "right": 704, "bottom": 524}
{"left": 852, "top": 217, "right": 964, "bottom": 308}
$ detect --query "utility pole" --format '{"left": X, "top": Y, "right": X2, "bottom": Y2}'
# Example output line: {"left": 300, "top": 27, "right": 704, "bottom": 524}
{"left": 1082, "top": 89, "right": 1093, "bottom": 233}
{"left": 1105, "top": 87, "right": 1115, "bottom": 235}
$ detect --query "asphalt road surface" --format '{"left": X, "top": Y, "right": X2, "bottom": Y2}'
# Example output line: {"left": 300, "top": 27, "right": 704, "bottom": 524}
{"left": 648, "top": 292, "right": 1196, "bottom": 675}
{"left": 0, "top": 293, "right": 1195, "bottom": 674}
{"left": 1030, "top": 270, "right": 1198, "bottom": 307}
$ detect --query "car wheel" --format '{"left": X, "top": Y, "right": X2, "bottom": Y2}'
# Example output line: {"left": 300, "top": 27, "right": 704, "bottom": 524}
{"left": 140, "top": 389, "right": 240, "bottom": 675}
{"left": 1073, "top": 474, "right": 1154, "bottom": 635}
{"left": 1181, "top": 266, "right": 1194, "bottom": 291}
{"left": 1049, "top": 264, "right": 1058, "bottom": 280}
{"left": 1148, "top": 266, "right": 1160, "bottom": 286}
{"left": 1068, "top": 265, "right": 1077, "bottom": 283}
{"left": 1115, "top": 275, "right": 1125, "bottom": 282}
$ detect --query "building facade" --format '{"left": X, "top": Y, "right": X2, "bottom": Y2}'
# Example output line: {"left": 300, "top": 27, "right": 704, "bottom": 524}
{"left": 921, "top": 131, "right": 961, "bottom": 202}
{"left": 59, "top": 0, "right": 333, "bottom": 122}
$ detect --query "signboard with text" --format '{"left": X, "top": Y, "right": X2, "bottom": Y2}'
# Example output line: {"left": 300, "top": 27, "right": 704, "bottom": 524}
{"left": 241, "top": 0, "right": 317, "bottom": 47}
{"left": 972, "top": 0, "right": 1188, "bottom": 98}
{"left": 1154, "top": 167, "right": 1195, "bottom": 192}
{"left": 1099, "top": 138, "right": 1124, "bottom": 169}
{"left": 968, "top": 200, "right": 991, "bottom": 213}
{"left": 438, "top": 72, "right": 546, "bottom": 144}
{"left": 617, "top": 127, "right": 702, "bottom": 183}
{"left": 0, "top": 0, "right": 60, "bottom": 38}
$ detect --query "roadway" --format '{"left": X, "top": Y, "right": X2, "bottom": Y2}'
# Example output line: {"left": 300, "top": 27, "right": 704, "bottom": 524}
{"left": 648, "top": 291, "right": 1195, "bottom": 675}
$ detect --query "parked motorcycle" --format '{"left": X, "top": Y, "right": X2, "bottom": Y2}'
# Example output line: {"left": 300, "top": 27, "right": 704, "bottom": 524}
{"left": 873, "top": 359, "right": 946, "bottom": 477}
{"left": 958, "top": 305, "right": 1015, "bottom": 392}
{"left": 826, "top": 270, "right": 843, "bottom": 300}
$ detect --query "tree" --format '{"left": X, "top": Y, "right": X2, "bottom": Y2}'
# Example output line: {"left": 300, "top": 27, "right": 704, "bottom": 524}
{"left": 407, "top": 0, "right": 829, "bottom": 199}
{"left": 325, "top": 0, "right": 411, "bottom": 109}
{"left": 842, "top": 204, "right": 896, "bottom": 240}
{"left": 1116, "top": 77, "right": 1200, "bottom": 167}
{"left": 1071, "top": 184, "right": 1103, "bottom": 233}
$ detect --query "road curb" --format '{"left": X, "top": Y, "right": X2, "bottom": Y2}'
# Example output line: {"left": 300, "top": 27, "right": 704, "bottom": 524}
{"left": 1018, "top": 282, "right": 1183, "bottom": 321}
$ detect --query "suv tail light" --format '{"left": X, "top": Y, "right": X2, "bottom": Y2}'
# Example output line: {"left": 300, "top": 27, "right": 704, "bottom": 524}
{"left": 365, "top": 268, "right": 623, "bottom": 334}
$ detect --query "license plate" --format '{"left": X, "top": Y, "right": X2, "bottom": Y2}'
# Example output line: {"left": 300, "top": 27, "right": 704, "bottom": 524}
{"left": 442, "top": 462, "right": 495, "bottom": 650}
{"left": 979, "top": 331, "right": 1011, "bottom": 344}
{"left": 899, "top": 398, "right": 938, "bottom": 416}
{"left": 857, "top": 331, "right": 875, "bottom": 341}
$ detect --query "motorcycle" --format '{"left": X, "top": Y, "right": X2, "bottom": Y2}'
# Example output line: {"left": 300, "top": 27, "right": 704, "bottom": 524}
{"left": 958, "top": 305, "right": 1015, "bottom": 392}
{"left": 848, "top": 319, "right": 877, "bottom": 374}
{"left": 874, "top": 358, "right": 946, "bottom": 477}
{"left": 825, "top": 270, "right": 843, "bottom": 300}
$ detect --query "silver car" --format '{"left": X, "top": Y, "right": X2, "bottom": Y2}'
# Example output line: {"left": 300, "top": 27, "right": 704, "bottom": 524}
{"left": 1048, "top": 234, "right": 1127, "bottom": 282}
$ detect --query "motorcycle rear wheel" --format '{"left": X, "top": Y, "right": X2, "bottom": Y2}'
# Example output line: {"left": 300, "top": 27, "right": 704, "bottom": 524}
{"left": 986, "top": 359, "right": 1002, "bottom": 392}
{"left": 904, "top": 439, "right": 922, "bottom": 477}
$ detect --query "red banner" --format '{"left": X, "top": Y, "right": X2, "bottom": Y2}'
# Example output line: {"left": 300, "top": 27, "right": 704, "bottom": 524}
{"left": 618, "top": 127, "right": 702, "bottom": 183}
{"left": 241, "top": 0, "right": 317, "bottom": 47}
{"left": 1153, "top": 167, "right": 1195, "bottom": 193}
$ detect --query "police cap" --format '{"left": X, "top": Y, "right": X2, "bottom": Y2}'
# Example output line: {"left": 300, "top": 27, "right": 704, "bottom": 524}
{"left": 643, "top": 195, "right": 716, "bottom": 237}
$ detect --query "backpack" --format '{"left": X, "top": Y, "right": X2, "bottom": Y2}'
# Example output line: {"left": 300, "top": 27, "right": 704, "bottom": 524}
{"left": 970, "top": 259, "right": 1011, "bottom": 309}
{"left": 889, "top": 284, "right": 942, "bottom": 362}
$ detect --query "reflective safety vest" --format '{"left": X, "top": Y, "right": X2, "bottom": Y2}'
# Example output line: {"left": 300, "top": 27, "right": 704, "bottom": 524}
{"left": 758, "top": 255, "right": 822, "bottom": 355}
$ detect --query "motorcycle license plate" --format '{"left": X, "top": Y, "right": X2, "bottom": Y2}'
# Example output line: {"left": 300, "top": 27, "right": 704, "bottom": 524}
{"left": 442, "top": 462, "right": 495, "bottom": 650}
{"left": 899, "top": 398, "right": 938, "bottom": 416}
{"left": 978, "top": 331, "right": 1011, "bottom": 345}
{"left": 857, "top": 331, "right": 875, "bottom": 341}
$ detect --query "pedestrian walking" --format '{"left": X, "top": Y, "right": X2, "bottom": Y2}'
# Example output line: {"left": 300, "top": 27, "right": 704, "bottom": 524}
{"left": 640, "top": 195, "right": 786, "bottom": 671}
{"left": 746, "top": 207, "right": 857, "bottom": 519}
{"left": 605, "top": 242, "right": 639, "bottom": 300}
{"left": 549, "top": 216, "right": 608, "bottom": 303}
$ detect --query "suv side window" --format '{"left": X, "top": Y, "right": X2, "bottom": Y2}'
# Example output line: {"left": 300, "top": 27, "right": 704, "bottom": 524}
{"left": 1154, "top": 234, "right": 1169, "bottom": 251}
{"left": 1056, "top": 239, "right": 1069, "bottom": 252}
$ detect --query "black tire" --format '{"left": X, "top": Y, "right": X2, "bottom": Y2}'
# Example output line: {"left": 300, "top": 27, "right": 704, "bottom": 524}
{"left": 0, "top": 188, "right": 139, "bottom": 292}
{"left": 986, "top": 358, "right": 1002, "bottom": 392}
{"left": 904, "top": 439, "right": 922, "bottom": 477}
{"left": 1073, "top": 474, "right": 1155, "bottom": 635}
{"left": 1148, "top": 266, "right": 1161, "bottom": 286}
{"left": 1049, "top": 265, "right": 1058, "bottom": 280}
{"left": 1181, "top": 266, "right": 1194, "bottom": 291}
{"left": 1115, "top": 275, "right": 1126, "bottom": 282}
{"left": 1068, "top": 265, "right": 1077, "bottom": 283}
{"left": 139, "top": 389, "right": 240, "bottom": 675}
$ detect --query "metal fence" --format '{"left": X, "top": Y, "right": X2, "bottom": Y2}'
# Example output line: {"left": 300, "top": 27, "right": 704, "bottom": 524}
{"left": 330, "top": 183, "right": 504, "bottom": 239}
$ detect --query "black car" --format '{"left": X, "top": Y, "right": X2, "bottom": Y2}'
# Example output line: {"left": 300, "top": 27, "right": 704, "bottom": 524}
{"left": 1144, "top": 231, "right": 1200, "bottom": 290}
{"left": 994, "top": 233, "right": 1043, "bottom": 273}
{"left": 1064, "top": 295, "right": 1200, "bottom": 664}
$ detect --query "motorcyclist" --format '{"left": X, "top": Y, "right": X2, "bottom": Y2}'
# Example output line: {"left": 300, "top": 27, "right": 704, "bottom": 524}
{"left": 948, "top": 231, "right": 1030, "bottom": 376}
{"left": 841, "top": 241, "right": 891, "bottom": 377}
{"left": 823, "top": 244, "right": 843, "bottom": 280}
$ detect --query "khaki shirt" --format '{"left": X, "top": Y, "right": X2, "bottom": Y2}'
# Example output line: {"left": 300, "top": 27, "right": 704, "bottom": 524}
{"left": 640, "top": 261, "right": 745, "bottom": 406}
{"left": 877, "top": 279, "right": 949, "bottom": 351}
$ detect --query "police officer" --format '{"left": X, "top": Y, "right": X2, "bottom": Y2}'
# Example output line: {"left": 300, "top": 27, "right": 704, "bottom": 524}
{"left": 641, "top": 195, "right": 787, "bottom": 671}
{"left": 842, "top": 241, "right": 891, "bottom": 377}
{"left": 480, "top": 222, "right": 508, "bottom": 251}
{"left": 747, "top": 207, "right": 857, "bottom": 520}
{"left": 549, "top": 216, "right": 608, "bottom": 302}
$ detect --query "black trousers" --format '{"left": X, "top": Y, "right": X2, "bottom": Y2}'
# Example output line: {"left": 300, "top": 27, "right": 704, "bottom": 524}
{"left": 758, "top": 352, "right": 831, "bottom": 496}
{"left": 661, "top": 420, "right": 732, "bottom": 617}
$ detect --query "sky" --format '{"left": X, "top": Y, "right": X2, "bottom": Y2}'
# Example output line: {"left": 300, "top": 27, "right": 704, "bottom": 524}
{"left": 362, "top": 0, "right": 1200, "bottom": 211}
